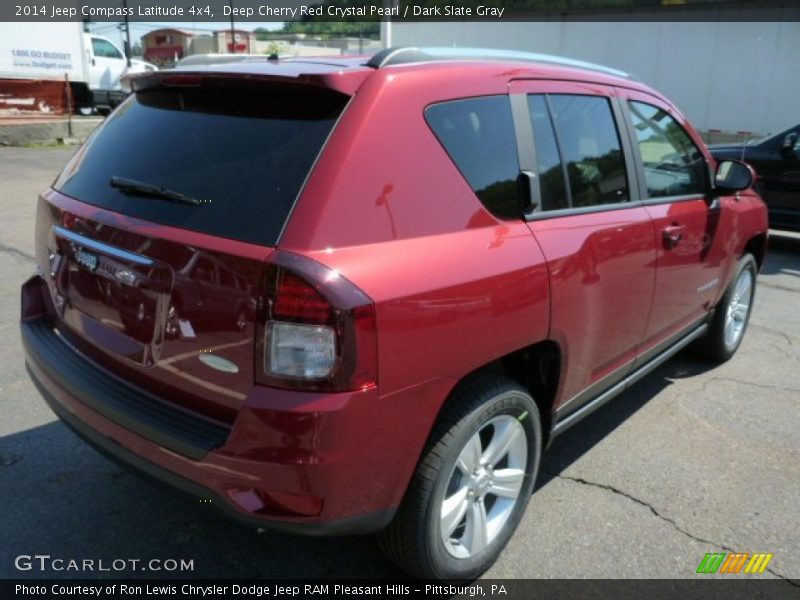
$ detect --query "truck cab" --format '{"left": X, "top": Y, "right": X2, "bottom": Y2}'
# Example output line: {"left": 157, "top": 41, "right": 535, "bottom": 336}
{"left": 84, "top": 34, "right": 154, "bottom": 114}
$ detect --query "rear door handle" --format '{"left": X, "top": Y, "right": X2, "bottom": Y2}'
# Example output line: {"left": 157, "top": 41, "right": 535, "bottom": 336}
{"left": 662, "top": 223, "right": 686, "bottom": 248}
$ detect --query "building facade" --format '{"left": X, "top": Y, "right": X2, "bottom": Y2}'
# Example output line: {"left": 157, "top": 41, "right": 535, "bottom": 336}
{"left": 142, "top": 29, "right": 195, "bottom": 66}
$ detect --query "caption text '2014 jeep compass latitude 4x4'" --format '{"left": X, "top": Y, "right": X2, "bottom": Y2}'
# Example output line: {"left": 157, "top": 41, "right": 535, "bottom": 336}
{"left": 21, "top": 47, "right": 768, "bottom": 579}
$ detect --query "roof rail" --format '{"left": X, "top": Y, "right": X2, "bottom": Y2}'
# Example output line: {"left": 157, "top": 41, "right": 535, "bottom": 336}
{"left": 366, "top": 46, "right": 635, "bottom": 80}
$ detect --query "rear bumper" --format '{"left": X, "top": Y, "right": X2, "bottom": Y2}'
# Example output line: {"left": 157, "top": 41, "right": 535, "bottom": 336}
{"left": 22, "top": 317, "right": 229, "bottom": 461}
{"left": 21, "top": 275, "right": 404, "bottom": 535}
{"left": 26, "top": 359, "right": 391, "bottom": 535}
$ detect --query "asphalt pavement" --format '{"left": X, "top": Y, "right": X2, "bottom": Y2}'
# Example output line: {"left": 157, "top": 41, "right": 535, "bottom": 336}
{"left": 0, "top": 147, "right": 797, "bottom": 583}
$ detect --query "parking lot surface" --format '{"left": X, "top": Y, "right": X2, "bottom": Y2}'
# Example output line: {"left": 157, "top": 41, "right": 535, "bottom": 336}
{"left": 0, "top": 147, "right": 798, "bottom": 582}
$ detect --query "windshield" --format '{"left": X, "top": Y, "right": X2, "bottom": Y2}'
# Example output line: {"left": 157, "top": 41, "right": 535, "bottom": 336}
{"left": 746, "top": 124, "right": 799, "bottom": 146}
{"left": 54, "top": 81, "right": 348, "bottom": 246}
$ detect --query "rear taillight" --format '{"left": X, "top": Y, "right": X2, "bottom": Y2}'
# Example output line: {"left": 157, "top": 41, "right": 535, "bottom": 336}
{"left": 267, "top": 321, "right": 337, "bottom": 379}
{"left": 256, "top": 251, "right": 377, "bottom": 392}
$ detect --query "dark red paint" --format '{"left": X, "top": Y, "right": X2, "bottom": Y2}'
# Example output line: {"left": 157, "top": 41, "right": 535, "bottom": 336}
{"left": 23, "top": 57, "right": 768, "bottom": 530}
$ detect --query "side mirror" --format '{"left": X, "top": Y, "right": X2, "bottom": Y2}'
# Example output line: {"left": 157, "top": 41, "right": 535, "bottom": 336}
{"left": 516, "top": 170, "right": 539, "bottom": 216}
{"left": 714, "top": 160, "right": 754, "bottom": 195}
{"left": 781, "top": 132, "right": 798, "bottom": 158}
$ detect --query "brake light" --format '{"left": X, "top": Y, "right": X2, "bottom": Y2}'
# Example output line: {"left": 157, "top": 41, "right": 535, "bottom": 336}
{"left": 158, "top": 75, "right": 204, "bottom": 87}
{"left": 273, "top": 271, "right": 332, "bottom": 322}
{"left": 256, "top": 251, "right": 377, "bottom": 392}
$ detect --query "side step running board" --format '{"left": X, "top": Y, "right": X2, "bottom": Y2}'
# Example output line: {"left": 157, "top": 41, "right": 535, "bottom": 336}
{"left": 551, "top": 323, "right": 709, "bottom": 437}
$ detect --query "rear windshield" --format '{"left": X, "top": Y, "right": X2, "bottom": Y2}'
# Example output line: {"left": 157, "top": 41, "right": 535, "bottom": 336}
{"left": 54, "top": 81, "right": 348, "bottom": 246}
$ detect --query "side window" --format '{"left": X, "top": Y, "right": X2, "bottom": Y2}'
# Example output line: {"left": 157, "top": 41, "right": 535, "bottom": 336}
{"left": 191, "top": 257, "right": 216, "bottom": 284}
{"left": 627, "top": 101, "right": 707, "bottom": 198}
{"left": 527, "top": 95, "right": 568, "bottom": 211}
{"left": 92, "top": 38, "right": 123, "bottom": 59}
{"left": 781, "top": 128, "right": 800, "bottom": 158}
{"left": 425, "top": 96, "right": 520, "bottom": 219}
{"left": 548, "top": 95, "right": 629, "bottom": 208}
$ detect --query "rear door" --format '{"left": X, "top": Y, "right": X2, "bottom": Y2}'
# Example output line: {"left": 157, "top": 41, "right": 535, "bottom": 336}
{"left": 509, "top": 80, "right": 657, "bottom": 417}
{"left": 41, "top": 77, "right": 348, "bottom": 422}
{"left": 616, "top": 90, "right": 730, "bottom": 360}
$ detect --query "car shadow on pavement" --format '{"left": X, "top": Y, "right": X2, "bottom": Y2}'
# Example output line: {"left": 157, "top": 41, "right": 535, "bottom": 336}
{"left": 0, "top": 419, "right": 405, "bottom": 579}
{"left": 536, "top": 352, "right": 716, "bottom": 489}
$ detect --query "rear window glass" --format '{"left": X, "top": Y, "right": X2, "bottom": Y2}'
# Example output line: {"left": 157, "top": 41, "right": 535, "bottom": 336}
{"left": 54, "top": 82, "right": 348, "bottom": 246}
{"left": 425, "top": 96, "right": 521, "bottom": 219}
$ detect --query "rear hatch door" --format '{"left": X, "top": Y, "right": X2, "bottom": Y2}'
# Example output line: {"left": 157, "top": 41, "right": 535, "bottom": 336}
{"left": 41, "top": 77, "right": 349, "bottom": 422}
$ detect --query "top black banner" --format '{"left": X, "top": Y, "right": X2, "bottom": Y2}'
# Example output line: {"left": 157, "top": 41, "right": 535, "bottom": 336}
{"left": 3, "top": 0, "right": 799, "bottom": 22}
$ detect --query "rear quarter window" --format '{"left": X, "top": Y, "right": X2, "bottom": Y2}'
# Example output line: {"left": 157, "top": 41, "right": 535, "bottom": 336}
{"left": 54, "top": 81, "right": 348, "bottom": 246}
{"left": 425, "top": 96, "right": 521, "bottom": 220}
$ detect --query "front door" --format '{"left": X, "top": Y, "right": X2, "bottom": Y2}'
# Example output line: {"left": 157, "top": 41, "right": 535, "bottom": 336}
{"left": 751, "top": 127, "right": 800, "bottom": 230}
{"left": 89, "top": 37, "right": 125, "bottom": 90}
{"left": 617, "top": 90, "right": 730, "bottom": 358}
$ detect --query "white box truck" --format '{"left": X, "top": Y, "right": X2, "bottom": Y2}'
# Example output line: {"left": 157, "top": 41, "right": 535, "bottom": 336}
{"left": 0, "top": 22, "right": 153, "bottom": 114}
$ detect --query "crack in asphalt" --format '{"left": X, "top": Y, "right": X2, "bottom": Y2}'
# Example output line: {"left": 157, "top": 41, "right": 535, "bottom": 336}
{"left": 700, "top": 376, "right": 800, "bottom": 396}
{"left": 0, "top": 242, "right": 34, "bottom": 263}
{"left": 750, "top": 323, "right": 796, "bottom": 347}
{"left": 556, "top": 474, "right": 799, "bottom": 586}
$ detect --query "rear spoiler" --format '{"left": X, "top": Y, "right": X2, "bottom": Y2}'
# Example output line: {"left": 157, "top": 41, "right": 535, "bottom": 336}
{"left": 122, "top": 65, "right": 370, "bottom": 96}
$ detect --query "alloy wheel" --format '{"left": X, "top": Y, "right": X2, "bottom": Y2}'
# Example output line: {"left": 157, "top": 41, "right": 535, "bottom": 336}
{"left": 440, "top": 415, "right": 528, "bottom": 559}
{"left": 724, "top": 268, "right": 753, "bottom": 351}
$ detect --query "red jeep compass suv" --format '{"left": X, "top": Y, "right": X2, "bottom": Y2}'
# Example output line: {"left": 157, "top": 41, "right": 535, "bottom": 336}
{"left": 21, "top": 47, "right": 768, "bottom": 579}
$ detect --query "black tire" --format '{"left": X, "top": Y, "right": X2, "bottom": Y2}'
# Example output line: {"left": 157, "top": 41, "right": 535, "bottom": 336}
{"left": 378, "top": 375, "right": 541, "bottom": 579}
{"left": 699, "top": 253, "right": 757, "bottom": 362}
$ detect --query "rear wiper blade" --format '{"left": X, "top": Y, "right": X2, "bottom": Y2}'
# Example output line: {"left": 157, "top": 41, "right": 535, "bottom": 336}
{"left": 110, "top": 176, "right": 202, "bottom": 206}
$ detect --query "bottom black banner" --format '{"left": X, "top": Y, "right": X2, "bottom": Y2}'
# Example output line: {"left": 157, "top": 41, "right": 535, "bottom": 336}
{"left": 4, "top": 579, "right": 799, "bottom": 600}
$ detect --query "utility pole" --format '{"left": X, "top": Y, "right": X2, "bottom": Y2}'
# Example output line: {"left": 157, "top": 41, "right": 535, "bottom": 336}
{"left": 380, "top": 0, "right": 397, "bottom": 49}
{"left": 229, "top": 0, "right": 235, "bottom": 53}
{"left": 122, "top": 0, "right": 131, "bottom": 66}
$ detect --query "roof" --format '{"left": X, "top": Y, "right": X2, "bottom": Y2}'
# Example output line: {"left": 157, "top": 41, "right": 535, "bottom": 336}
{"left": 129, "top": 47, "right": 647, "bottom": 97}
{"left": 167, "top": 47, "right": 634, "bottom": 78}
{"left": 367, "top": 47, "right": 636, "bottom": 80}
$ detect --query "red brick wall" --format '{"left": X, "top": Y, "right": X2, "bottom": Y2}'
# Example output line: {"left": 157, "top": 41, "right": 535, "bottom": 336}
{"left": 0, "top": 79, "right": 69, "bottom": 114}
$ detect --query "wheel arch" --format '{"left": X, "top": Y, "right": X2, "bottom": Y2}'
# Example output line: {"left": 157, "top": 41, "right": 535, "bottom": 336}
{"left": 743, "top": 231, "right": 768, "bottom": 271}
{"left": 431, "top": 340, "right": 562, "bottom": 451}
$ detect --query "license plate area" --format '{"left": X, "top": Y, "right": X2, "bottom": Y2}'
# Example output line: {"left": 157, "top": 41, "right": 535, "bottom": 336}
{"left": 50, "top": 225, "right": 173, "bottom": 366}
